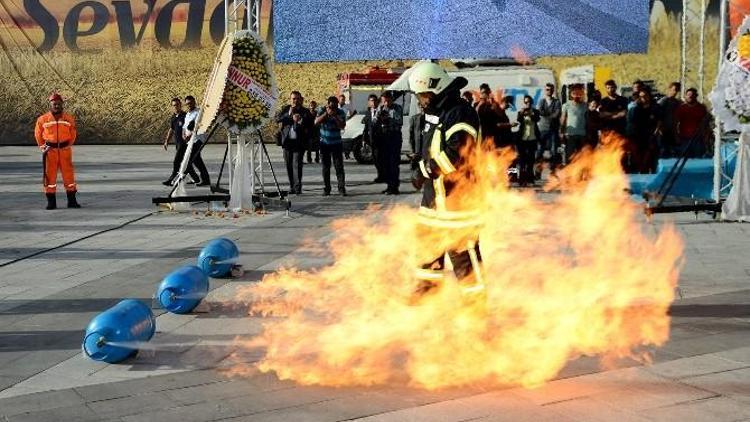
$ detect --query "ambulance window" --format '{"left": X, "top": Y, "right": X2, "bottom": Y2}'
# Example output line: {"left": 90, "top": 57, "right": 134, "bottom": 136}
{"left": 349, "top": 90, "right": 376, "bottom": 115}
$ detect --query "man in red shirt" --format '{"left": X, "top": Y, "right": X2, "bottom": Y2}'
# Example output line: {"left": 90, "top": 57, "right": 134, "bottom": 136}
{"left": 35, "top": 93, "right": 81, "bottom": 210}
{"left": 673, "top": 88, "right": 712, "bottom": 158}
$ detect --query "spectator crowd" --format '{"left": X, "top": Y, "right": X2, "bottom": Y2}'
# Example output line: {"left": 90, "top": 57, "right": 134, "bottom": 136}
{"left": 459, "top": 79, "right": 714, "bottom": 185}
{"left": 162, "top": 79, "right": 715, "bottom": 196}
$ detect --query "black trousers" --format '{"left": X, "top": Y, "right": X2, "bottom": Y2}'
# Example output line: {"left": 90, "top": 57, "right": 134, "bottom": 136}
{"left": 284, "top": 148, "right": 304, "bottom": 193}
{"left": 170, "top": 141, "right": 200, "bottom": 182}
{"left": 383, "top": 137, "right": 402, "bottom": 191}
{"left": 190, "top": 141, "right": 211, "bottom": 185}
{"left": 320, "top": 143, "right": 345, "bottom": 193}
{"left": 517, "top": 141, "right": 538, "bottom": 184}
{"left": 373, "top": 138, "right": 386, "bottom": 181}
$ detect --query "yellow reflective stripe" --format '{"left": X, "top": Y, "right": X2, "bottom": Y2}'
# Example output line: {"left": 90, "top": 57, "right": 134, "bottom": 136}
{"left": 429, "top": 124, "right": 443, "bottom": 164}
{"left": 418, "top": 207, "right": 480, "bottom": 221}
{"left": 42, "top": 121, "right": 71, "bottom": 128}
{"left": 444, "top": 123, "right": 478, "bottom": 142}
{"left": 434, "top": 176, "right": 447, "bottom": 211}
{"left": 417, "top": 215, "right": 482, "bottom": 229}
{"left": 435, "top": 151, "right": 457, "bottom": 174}
{"left": 419, "top": 160, "right": 430, "bottom": 178}
{"left": 415, "top": 268, "right": 444, "bottom": 281}
{"left": 461, "top": 283, "right": 486, "bottom": 295}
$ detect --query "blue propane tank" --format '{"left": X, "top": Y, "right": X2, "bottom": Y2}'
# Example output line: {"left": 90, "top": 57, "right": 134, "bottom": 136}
{"left": 82, "top": 299, "right": 156, "bottom": 363}
{"left": 197, "top": 238, "right": 239, "bottom": 277}
{"left": 156, "top": 265, "right": 209, "bottom": 314}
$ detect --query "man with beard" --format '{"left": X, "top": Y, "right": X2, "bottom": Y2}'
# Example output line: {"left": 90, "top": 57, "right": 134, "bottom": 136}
{"left": 388, "top": 61, "right": 484, "bottom": 300}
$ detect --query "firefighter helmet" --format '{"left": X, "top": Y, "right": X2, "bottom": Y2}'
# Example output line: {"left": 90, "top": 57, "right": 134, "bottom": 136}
{"left": 387, "top": 60, "right": 453, "bottom": 95}
{"left": 408, "top": 61, "right": 453, "bottom": 95}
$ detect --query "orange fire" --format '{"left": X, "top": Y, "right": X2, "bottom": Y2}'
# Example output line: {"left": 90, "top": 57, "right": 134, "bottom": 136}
{"left": 233, "top": 138, "right": 684, "bottom": 390}
{"left": 510, "top": 44, "right": 533, "bottom": 66}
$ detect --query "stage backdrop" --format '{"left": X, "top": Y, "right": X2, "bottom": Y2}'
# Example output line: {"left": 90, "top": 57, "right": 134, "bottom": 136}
{"left": 2, "top": 0, "right": 272, "bottom": 51}
{"left": 274, "top": 0, "right": 651, "bottom": 62}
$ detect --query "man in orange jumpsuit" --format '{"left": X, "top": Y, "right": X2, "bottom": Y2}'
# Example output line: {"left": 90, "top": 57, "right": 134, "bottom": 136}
{"left": 35, "top": 93, "right": 81, "bottom": 210}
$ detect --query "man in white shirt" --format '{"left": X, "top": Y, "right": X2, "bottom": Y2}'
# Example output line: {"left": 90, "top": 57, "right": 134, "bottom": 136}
{"left": 338, "top": 94, "right": 354, "bottom": 159}
{"left": 182, "top": 95, "right": 211, "bottom": 186}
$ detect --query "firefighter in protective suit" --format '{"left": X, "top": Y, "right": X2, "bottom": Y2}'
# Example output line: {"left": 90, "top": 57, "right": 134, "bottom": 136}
{"left": 388, "top": 61, "right": 485, "bottom": 299}
{"left": 35, "top": 93, "right": 81, "bottom": 210}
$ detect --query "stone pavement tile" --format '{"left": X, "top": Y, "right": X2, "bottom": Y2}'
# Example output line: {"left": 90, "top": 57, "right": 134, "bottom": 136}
{"left": 0, "top": 376, "right": 24, "bottom": 394}
{"left": 715, "top": 346, "right": 750, "bottom": 364}
{"left": 336, "top": 390, "right": 570, "bottom": 422}
{"left": 510, "top": 368, "right": 635, "bottom": 406}
{"left": 86, "top": 391, "right": 176, "bottom": 419}
{"left": 0, "top": 350, "right": 78, "bottom": 378}
{"left": 639, "top": 396, "right": 750, "bottom": 422}
{"left": 679, "top": 367, "right": 750, "bottom": 404}
{"left": 0, "top": 388, "right": 84, "bottom": 417}
{"left": 585, "top": 378, "right": 717, "bottom": 412}
{"left": 5, "top": 404, "right": 103, "bottom": 422}
{"left": 645, "top": 352, "right": 750, "bottom": 380}
{"left": 660, "top": 330, "right": 750, "bottom": 359}
{"left": 543, "top": 396, "right": 651, "bottom": 422}
{"left": 162, "top": 377, "right": 291, "bottom": 406}
{"left": 71, "top": 369, "right": 228, "bottom": 402}
{"left": 171, "top": 317, "right": 264, "bottom": 337}
{"left": 119, "top": 399, "right": 245, "bottom": 422}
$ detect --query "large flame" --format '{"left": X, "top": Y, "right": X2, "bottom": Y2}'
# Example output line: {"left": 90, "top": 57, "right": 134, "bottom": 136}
{"left": 233, "top": 137, "right": 684, "bottom": 390}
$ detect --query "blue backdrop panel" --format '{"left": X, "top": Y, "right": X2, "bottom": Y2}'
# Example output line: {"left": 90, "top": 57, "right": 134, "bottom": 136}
{"left": 274, "top": 0, "right": 650, "bottom": 63}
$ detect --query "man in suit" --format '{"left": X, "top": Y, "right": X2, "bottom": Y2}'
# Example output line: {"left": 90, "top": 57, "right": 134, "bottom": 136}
{"left": 276, "top": 91, "right": 314, "bottom": 194}
{"left": 361, "top": 94, "right": 384, "bottom": 183}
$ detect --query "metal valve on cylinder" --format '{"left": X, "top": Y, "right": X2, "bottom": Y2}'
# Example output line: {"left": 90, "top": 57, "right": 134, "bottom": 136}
{"left": 156, "top": 265, "right": 209, "bottom": 314}
{"left": 197, "top": 238, "right": 241, "bottom": 278}
{"left": 82, "top": 299, "right": 156, "bottom": 363}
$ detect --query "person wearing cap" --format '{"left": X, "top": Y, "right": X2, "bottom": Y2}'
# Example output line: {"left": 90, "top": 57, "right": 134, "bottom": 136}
{"left": 387, "top": 61, "right": 484, "bottom": 301}
{"left": 35, "top": 93, "right": 81, "bottom": 209}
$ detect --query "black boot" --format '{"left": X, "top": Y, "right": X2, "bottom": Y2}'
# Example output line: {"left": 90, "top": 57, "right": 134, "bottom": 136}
{"left": 66, "top": 191, "right": 81, "bottom": 208}
{"left": 45, "top": 193, "right": 56, "bottom": 210}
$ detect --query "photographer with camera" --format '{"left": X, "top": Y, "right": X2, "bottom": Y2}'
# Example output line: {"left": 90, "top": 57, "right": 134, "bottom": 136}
{"left": 314, "top": 96, "right": 348, "bottom": 196}
{"left": 376, "top": 91, "right": 404, "bottom": 195}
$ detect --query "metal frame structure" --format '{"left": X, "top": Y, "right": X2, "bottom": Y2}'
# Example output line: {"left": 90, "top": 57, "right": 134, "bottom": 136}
{"left": 713, "top": 0, "right": 738, "bottom": 202}
{"left": 681, "top": 0, "right": 736, "bottom": 203}
{"left": 681, "top": 0, "right": 708, "bottom": 99}
{"left": 222, "top": 0, "right": 288, "bottom": 212}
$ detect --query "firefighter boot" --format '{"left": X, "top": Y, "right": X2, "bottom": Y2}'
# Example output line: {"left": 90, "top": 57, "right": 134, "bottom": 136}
{"left": 45, "top": 193, "right": 56, "bottom": 210}
{"left": 66, "top": 191, "right": 81, "bottom": 208}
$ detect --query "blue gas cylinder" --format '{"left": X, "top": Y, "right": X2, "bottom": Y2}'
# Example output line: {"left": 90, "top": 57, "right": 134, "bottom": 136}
{"left": 197, "top": 238, "right": 239, "bottom": 277}
{"left": 82, "top": 299, "right": 156, "bottom": 363}
{"left": 156, "top": 265, "right": 209, "bottom": 314}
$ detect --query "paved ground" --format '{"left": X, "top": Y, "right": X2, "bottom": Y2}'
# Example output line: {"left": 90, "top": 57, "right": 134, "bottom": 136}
{"left": 0, "top": 145, "right": 748, "bottom": 422}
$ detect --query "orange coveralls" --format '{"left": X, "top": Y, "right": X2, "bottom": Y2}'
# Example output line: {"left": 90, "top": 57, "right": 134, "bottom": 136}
{"left": 35, "top": 112, "right": 78, "bottom": 194}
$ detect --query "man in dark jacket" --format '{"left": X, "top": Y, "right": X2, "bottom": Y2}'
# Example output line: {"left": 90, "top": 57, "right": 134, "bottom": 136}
{"left": 376, "top": 91, "right": 404, "bottom": 195}
{"left": 276, "top": 91, "right": 314, "bottom": 194}
{"left": 361, "top": 94, "right": 384, "bottom": 182}
{"left": 389, "top": 61, "right": 484, "bottom": 300}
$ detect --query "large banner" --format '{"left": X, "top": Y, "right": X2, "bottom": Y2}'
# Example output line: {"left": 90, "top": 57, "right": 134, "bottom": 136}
{"left": 274, "top": 0, "right": 651, "bottom": 62}
{"left": 1, "top": 0, "right": 272, "bottom": 51}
